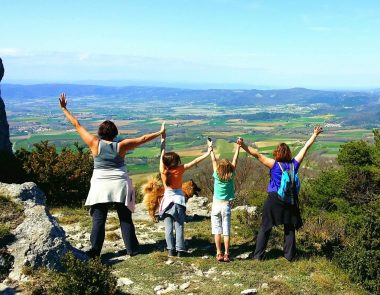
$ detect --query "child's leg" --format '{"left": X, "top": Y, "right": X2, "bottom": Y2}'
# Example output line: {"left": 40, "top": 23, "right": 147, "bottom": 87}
{"left": 164, "top": 215, "right": 175, "bottom": 251}
{"left": 221, "top": 203, "right": 232, "bottom": 254}
{"left": 214, "top": 234, "right": 222, "bottom": 254}
{"left": 174, "top": 206, "right": 186, "bottom": 251}
{"left": 211, "top": 203, "right": 223, "bottom": 255}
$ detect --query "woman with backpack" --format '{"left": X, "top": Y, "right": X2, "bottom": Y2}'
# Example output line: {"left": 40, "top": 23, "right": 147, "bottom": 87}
{"left": 238, "top": 126, "right": 323, "bottom": 261}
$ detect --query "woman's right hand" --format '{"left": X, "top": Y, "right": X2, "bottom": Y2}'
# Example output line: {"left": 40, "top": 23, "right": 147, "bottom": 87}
{"left": 313, "top": 126, "right": 323, "bottom": 136}
{"left": 59, "top": 93, "right": 67, "bottom": 109}
{"left": 237, "top": 137, "right": 245, "bottom": 147}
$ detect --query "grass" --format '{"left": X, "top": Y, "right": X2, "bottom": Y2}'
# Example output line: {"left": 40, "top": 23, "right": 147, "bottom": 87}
{"left": 46, "top": 207, "right": 367, "bottom": 295}
{"left": 0, "top": 195, "right": 24, "bottom": 247}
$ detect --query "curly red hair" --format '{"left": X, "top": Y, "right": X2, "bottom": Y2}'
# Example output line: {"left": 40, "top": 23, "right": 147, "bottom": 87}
{"left": 273, "top": 143, "right": 292, "bottom": 162}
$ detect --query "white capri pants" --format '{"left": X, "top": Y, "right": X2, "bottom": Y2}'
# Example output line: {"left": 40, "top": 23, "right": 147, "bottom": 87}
{"left": 211, "top": 201, "right": 232, "bottom": 236}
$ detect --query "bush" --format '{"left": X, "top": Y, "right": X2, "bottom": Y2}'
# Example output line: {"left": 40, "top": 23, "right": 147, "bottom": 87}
{"left": 297, "top": 212, "right": 346, "bottom": 257}
{"left": 24, "top": 253, "right": 119, "bottom": 295}
{"left": 16, "top": 141, "right": 93, "bottom": 206}
{"left": 334, "top": 198, "right": 380, "bottom": 294}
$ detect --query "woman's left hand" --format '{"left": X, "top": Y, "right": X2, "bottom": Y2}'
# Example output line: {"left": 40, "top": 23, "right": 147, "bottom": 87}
{"left": 59, "top": 93, "right": 67, "bottom": 109}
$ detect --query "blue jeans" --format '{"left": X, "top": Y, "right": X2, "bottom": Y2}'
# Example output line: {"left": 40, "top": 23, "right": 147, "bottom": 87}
{"left": 163, "top": 203, "right": 186, "bottom": 251}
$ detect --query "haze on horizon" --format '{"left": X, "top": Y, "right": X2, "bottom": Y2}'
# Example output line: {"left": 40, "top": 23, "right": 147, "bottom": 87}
{"left": 1, "top": 0, "right": 380, "bottom": 89}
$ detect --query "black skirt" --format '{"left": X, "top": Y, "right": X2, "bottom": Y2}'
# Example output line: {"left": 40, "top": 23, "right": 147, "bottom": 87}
{"left": 261, "top": 192, "right": 303, "bottom": 231}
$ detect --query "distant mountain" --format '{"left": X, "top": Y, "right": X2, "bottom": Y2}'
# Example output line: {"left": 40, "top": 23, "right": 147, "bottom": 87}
{"left": 2, "top": 83, "right": 379, "bottom": 106}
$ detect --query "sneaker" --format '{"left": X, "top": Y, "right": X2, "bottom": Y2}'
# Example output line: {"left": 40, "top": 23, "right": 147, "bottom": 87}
{"left": 85, "top": 248, "right": 100, "bottom": 259}
{"left": 177, "top": 250, "right": 188, "bottom": 257}
{"left": 216, "top": 253, "right": 224, "bottom": 262}
{"left": 168, "top": 249, "right": 177, "bottom": 257}
{"left": 223, "top": 253, "right": 230, "bottom": 262}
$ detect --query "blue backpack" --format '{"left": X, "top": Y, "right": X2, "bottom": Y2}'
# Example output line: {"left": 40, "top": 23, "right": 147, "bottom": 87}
{"left": 277, "top": 162, "right": 300, "bottom": 205}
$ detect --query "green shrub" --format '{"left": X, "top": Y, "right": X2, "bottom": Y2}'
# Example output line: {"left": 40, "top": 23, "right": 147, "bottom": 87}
{"left": 24, "top": 253, "right": 118, "bottom": 295}
{"left": 297, "top": 212, "right": 346, "bottom": 257}
{"left": 334, "top": 198, "right": 380, "bottom": 294}
{"left": 16, "top": 141, "right": 93, "bottom": 206}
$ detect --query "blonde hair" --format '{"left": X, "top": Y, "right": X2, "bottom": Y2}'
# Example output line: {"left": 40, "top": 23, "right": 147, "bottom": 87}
{"left": 217, "top": 159, "right": 234, "bottom": 182}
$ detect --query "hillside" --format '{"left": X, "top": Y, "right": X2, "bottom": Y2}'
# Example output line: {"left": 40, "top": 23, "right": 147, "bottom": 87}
{"left": 2, "top": 83, "right": 379, "bottom": 106}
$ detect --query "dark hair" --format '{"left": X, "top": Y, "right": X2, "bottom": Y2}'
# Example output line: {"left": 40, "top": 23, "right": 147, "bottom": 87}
{"left": 273, "top": 143, "right": 292, "bottom": 162}
{"left": 162, "top": 152, "right": 181, "bottom": 186}
{"left": 98, "top": 120, "right": 118, "bottom": 141}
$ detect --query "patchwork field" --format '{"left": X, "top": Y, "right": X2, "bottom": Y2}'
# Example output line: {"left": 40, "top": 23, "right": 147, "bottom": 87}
{"left": 7, "top": 95, "right": 378, "bottom": 184}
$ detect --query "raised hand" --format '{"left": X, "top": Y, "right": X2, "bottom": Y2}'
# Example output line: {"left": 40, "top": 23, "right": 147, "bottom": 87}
{"left": 160, "top": 122, "right": 166, "bottom": 135}
{"left": 59, "top": 93, "right": 67, "bottom": 109}
{"left": 237, "top": 137, "right": 244, "bottom": 146}
{"left": 314, "top": 126, "right": 323, "bottom": 136}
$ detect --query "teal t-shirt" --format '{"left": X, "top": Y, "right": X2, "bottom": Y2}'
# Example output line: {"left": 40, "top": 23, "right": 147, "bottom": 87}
{"left": 213, "top": 171, "right": 235, "bottom": 201}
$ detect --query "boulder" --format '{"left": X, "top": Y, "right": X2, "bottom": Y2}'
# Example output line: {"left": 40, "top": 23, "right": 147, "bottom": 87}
{"left": 186, "top": 196, "right": 210, "bottom": 218}
{"left": 0, "top": 182, "right": 70, "bottom": 281}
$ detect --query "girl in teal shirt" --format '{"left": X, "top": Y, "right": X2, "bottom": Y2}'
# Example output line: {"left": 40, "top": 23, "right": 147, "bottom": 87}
{"left": 209, "top": 139, "right": 241, "bottom": 262}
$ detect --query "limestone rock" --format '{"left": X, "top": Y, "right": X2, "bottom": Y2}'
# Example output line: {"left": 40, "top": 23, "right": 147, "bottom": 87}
{"left": 117, "top": 277, "right": 134, "bottom": 286}
{"left": 0, "top": 182, "right": 70, "bottom": 280}
{"left": 241, "top": 289, "right": 258, "bottom": 294}
{"left": 232, "top": 205, "right": 257, "bottom": 215}
{"left": 186, "top": 196, "right": 210, "bottom": 218}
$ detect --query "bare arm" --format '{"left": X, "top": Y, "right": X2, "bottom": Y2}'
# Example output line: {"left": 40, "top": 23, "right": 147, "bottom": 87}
{"left": 59, "top": 93, "right": 98, "bottom": 155}
{"left": 294, "top": 126, "right": 323, "bottom": 164}
{"left": 184, "top": 140, "right": 212, "bottom": 170}
{"left": 159, "top": 132, "right": 166, "bottom": 173}
{"left": 119, "top": 122, "right": 165, "bottom": 156}
{"left": 231, "top": 144, "right": 241, "bottom": 169}
{"left": 239, "top": 139, "right": 275, "bottom": 169}
{"left": 209, "top": 140, "right": 218, "bottom": 171}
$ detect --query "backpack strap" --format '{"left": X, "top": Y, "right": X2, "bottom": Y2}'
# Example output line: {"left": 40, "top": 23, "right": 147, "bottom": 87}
{"left": 278, "top": 162, "right": 284, "bottom": 172}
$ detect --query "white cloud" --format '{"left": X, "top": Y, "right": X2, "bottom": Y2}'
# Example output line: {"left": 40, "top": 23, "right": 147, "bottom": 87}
{"left": 0, "top": 48, "right": 33, "bottom": 57}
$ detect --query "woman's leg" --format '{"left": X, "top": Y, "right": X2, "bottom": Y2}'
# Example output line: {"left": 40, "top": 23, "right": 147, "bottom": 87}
{"left": 164, "top": 215, "right": 175, "bottom": 251}
{"left": 116, "top": 203, "right": 139, "bottom": 254}
{"left": 283, "top": 224, "right": 296, "bottom": 261}
{"left": 253, "top": 226, "right": 272, "bottom": 260}
{"left": 90, "top": 203, "right": 108, "bottom": 256}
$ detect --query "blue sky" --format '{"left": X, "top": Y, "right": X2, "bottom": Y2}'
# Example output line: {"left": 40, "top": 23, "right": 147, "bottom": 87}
{"left": 1, "top": 0, "right": 380, "bottom": 89}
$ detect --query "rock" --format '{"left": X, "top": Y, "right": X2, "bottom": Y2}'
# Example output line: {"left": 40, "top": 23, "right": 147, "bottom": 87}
{"left": 0, "top": 57, "right": 12, "bottom": 154}
{"left": 132, "top": 203, "right": 153, "bottom": 221}
{"left": 179, "top": 281, "right": 190, "bottom": 290}
{"left": 201, "top": 255, "right": 209, "bottom": 259}
{"left": 236, "top": 252, "right": 251, "bottom": 260}
{"left": 222, "top": 271, "right": 231, "bottom": 276}
{"left": 165, "top": 259, "right": 174, "bottom": 265}
{"left": 186, "top": 197, "right": 210, "bottom": 217}
{"left": 157, "top": 283, "right": 178, "bottom": 294}
{"left": 261, "top": 283, "right": 269, "bottom": 289}
{"left": 234, "top": 283, "right": 243, "bottom": 287}
{"left": 117, "top": 277, "right": 134, "bottom": 286}
{"left": 0, "top": 182, "right": 70, "bottom": 281}
{"left": 204, "top": 267, "right": 217, "bottom": 277}
{"left": 241, "top": 289, "right": 258, "bottom": 294}
{"left": 154, "top": 285, "right": 165, "bottom": 292}
{"left": 232, "top": 205, "right": 257, "bottom": 215}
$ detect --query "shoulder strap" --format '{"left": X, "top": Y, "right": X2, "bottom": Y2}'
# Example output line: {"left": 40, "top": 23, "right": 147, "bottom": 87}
{"left": 278, "top": 162, "right": 284, "bottom": 172}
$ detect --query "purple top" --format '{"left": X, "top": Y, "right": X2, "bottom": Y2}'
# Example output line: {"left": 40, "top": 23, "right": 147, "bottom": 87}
{"left": 267, "top": 159, "right": 300, "bottom": 192}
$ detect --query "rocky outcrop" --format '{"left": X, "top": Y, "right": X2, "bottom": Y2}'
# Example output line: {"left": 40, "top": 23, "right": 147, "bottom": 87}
{"left": 0, "top": 57, "right": 12, "bottom": 154}
{"left": 0, "top": 182, "right": 69, "bottom": 281}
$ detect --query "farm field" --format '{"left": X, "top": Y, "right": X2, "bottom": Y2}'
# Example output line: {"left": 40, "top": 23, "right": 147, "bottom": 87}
{"left": 6, "top": 93, "right": 378, "bottom": 184}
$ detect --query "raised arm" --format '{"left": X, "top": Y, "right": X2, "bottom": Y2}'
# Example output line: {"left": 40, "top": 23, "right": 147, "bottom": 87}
{"left": 59, "top": 93, "right": 99, "bottom": 155}
{"left": 231, "top": 142, "right": 241, "bottom": 169}
{"left": 184, "top": 140, "right": 212, "bottom": 170}
{"left": 239, "top": 138, "right": 275, "bottom": 169}
{"left": 209, "top": 140, "right": 218, "bottom": 171}
{"left": 294, "top": 126, "right": 323, "bottom": 164}
{"left": 119, "top": 122, "right": 165, "bottom": 156}
{"left": 159, "top": 131, "right": 166, "bottom": 173}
